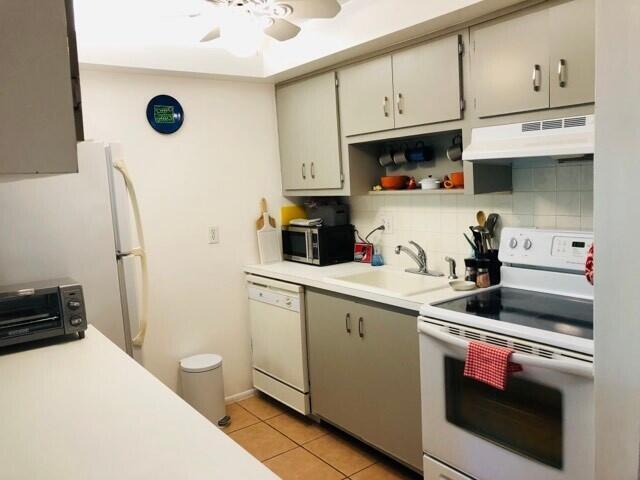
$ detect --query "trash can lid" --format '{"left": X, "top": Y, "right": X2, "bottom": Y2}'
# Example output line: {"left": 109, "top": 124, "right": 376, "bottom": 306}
{"left": 180, "top": 353, "right": 222, "bottom": 373}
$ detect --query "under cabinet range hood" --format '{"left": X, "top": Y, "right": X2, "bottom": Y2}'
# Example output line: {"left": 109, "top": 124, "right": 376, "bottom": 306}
{"left": 463, "top": 115, "right": 594, "bottom": 163}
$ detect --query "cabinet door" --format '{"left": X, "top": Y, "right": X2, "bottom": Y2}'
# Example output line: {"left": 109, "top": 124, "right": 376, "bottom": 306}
{"left": 549, "top": 0, "right": 595, "bottom": 107}
{"left": 471, "top": 8, "right": 549, "bottom": 117}
{"left": 354, "top": 303, "right": 422, "bottom": 470}
{"left": 0, "top": 0, "right": 78, "bottom": 173}
{"left": 392, "top": 34, "right": 463, "bottom": 129}
{"left": 276, "top": 72, "right": 342, "bottom": 191}
{"left": 338, "top": 56, "right": 395, "bottom": 136}
{"left": 307, "top": 291, "right": 361, "bottom": 434}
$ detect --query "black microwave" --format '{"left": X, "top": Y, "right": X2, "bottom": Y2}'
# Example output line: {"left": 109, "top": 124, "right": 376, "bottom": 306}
{"left": 282, "top": 224, "right": 354, "bottom": 266}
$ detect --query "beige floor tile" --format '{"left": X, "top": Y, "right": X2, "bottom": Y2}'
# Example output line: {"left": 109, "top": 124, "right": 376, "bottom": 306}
{"left": 303, "top": 434, "right": 376, "bottom": 476}
{"left": 229, "top": 422, "right": 296, "bottom": 461}
{"left": 266, "top": 412, "right": 328, "bottom": 445}
{"left": 221, "top": 403, "right": 261, "bottom": 434}
{"left": 350, "top": 462, "right": 421, "bottom": 480}
{"left": 264, "top": 447, "right": 344, "bottom": 480}
{"left": 238, "top": 393, "right": 287, "bottom": 420}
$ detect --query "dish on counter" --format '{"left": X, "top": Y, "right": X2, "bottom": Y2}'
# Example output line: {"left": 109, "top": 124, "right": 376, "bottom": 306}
{"left": 449, "top": 280, "right": 477, "bottom": 291}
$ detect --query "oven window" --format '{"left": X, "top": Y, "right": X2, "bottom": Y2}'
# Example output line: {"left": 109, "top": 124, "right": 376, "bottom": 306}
{"left": 282, "top": 231, "right": 308, "bottom": 259}
{"left": 445, "top": 357, "right": 563, "bottom": 469}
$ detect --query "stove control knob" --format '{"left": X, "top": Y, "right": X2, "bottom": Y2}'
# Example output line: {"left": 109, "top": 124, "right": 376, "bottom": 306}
{"left": 67, "top": 300, "right": 81, "bottom": 310}
{"left": 524, "top": 238, "right": 533, "bottom": 250}
{"left": 509, "top": 238, "right": 518, "bottom": 249}
{"left": 70, "top": 315, "right": 83, "bottom": 326}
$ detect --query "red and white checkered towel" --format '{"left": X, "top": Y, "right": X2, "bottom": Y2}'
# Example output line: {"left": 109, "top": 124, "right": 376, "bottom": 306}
{"left": 463, "top": 341, "right": 523, "bottom": 390}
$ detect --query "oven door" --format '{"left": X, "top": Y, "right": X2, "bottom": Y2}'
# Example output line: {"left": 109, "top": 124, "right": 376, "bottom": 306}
{"left": 282, "top": 227, "right": 315, "bottom": 264}
{"left": 418, "top": 319, "right": 594, "bottom": 480}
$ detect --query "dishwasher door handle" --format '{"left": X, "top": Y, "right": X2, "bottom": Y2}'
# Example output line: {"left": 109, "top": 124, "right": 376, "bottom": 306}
{"left": 345, "top": 313, "right": 351, "bottom": 333}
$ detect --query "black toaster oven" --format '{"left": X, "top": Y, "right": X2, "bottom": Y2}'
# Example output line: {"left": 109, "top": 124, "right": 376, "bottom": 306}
{"left": 0, "top": 278, "right": 87, "bottom": 348}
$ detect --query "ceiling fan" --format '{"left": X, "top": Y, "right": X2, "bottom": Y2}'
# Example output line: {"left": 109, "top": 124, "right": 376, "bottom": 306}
{"left": 200, "top": 0, "right": 342, "bottom": 43}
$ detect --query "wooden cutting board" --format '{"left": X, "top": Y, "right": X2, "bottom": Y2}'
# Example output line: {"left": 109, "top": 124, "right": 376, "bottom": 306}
{"left": 256, "top": 199, "right": 281, "bottom": 264}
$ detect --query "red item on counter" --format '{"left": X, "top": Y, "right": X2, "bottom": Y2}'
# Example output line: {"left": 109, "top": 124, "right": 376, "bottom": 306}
{"left": 463, "top": 341, "right": 522, "bottom": 390}
{"left": 585, "top": 244, "right": 594, "bottom": 285}
{"left": 354, "top": 243, "right": 373, "bottom": 263}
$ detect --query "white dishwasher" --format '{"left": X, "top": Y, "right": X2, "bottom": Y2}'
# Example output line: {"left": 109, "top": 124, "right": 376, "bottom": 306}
{"left": 246, "top": 274, "right": 310, "bottom": 414}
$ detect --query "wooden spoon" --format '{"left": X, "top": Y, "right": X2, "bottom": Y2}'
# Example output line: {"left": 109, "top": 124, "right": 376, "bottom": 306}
{"left": 476, "top": 210, "right": 487, "bottom": 228}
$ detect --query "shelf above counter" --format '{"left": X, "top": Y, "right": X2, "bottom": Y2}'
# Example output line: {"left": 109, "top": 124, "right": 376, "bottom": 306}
{"left": 368, "top": 188, "right": 465, "bottom": 195}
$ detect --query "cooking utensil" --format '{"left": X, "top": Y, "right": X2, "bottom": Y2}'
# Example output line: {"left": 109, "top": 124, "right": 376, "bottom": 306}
{"left": 380, "top": 175, "right": 409, "bottom": 190}
{"left": 256, "top": 198, "right": 276, "bottom": 230}
{"left": 463, "top": 233, "right": 479, "bottom": 253}
{"left": 485, "top": 213, "right": 500, "bottom": 249}
{"left": 392, "top": 149, "right": 407, "bottom": 165}
{"left": 476, "top": 210, "right": 487, "bottom": 228}
{"left": 378, "top": 151, "right": 394, "bottom": 167}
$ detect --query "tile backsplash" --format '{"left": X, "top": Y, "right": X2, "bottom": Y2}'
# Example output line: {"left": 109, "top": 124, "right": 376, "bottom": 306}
{"left": 347, "top": 162, "right": 594, "bottom": 274}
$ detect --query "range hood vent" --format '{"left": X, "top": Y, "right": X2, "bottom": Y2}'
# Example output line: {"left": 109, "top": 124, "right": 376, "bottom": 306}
{"left": 463, "top": 114, "right": 594, "bottom": 163}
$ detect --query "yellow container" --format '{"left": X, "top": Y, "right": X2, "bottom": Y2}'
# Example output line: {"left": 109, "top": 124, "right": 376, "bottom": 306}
{"left": 280, "top": 205, "right": 306, "bottom": 226}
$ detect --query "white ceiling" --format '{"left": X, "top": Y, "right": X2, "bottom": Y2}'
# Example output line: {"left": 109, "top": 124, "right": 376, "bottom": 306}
{"left": 75, "top": 0, "right": 523, "bottom": 81}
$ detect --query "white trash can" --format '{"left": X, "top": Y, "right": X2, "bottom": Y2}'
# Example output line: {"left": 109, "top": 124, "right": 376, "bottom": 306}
{"left": 180, "top": 353, "right": 230, "bottom": 427}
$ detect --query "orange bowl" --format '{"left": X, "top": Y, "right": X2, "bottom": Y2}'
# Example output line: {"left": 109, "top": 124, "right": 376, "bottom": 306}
{"left": 380, "top": 176, "right": 409, "bottom": 190}
{"left": 450, "top": 171, "right": 464, "bottom": 187}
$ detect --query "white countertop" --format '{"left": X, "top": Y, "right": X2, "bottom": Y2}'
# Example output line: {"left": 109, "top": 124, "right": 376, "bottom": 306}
{"left": 245, "top": 261, "right": 462, "bottom": 311}
{"left": 0, "top": 327, "right": 278, "bottom": 480}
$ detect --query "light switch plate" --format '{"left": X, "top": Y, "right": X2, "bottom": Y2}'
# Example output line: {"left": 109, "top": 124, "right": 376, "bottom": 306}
{"left": 208, "top": 226, "right": 220, "bottom": 244}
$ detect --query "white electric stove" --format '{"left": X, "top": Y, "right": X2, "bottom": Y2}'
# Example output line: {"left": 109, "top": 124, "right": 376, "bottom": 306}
{"left": 418, "top": 228, "right": 594, "bottom": 480}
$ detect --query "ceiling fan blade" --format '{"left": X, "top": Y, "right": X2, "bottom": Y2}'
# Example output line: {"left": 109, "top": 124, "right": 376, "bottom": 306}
{"left": 285, "top": 0, "right": 342, "bottom": 19}
{"left": 200, "top": 26, "right": 221, "bottom": 42}
{"left": 264, "top": 18, "right": 301, "bottom": 41}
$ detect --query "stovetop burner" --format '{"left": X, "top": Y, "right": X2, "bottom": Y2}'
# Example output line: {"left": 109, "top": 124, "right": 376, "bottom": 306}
{"left": 432, "top": 287, "right": 593, "bottom": 340}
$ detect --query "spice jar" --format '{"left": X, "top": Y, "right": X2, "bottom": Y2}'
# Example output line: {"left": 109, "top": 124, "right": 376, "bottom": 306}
{"left": 464, "top": 258, "right": 478, "bottom": 283}
{"left": 476, "top": 259, "right": 491, "bottom": 289}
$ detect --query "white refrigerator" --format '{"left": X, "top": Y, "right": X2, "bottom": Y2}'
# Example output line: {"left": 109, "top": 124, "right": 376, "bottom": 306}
{"left": 0, "top": 141, "right": 147, "bottom": 356}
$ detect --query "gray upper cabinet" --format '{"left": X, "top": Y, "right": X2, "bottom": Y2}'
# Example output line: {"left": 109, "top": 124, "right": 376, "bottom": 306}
{"left": 276, "top": 72, "right": 342, "bottom": 192}
{"left": 338, "top": 56, "right": 395, "bottom": 137}
{"left": 471, "top": 0, "right": 595, "bottom": 118}
{"left": 471, "top": 8, "right": 550, "bottom": 118}
{"left": 549, "top": 0, "right": 595, "bottom": 108}
{"left": 0, "top": 0, "right": 81, "bottom": 174}
{"left": 339, "top": 34, "right": 463, "bottom": 136}
{"left": 307, "top": 289, "right": 422, "bottom": 470}
{"left": 392, "top": 34, "right": 463, "bottom": 129}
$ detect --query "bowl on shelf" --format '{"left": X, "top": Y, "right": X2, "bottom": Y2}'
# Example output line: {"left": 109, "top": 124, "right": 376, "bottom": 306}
{"left": 380, "top": 175, "right": 409, "bottom": 190}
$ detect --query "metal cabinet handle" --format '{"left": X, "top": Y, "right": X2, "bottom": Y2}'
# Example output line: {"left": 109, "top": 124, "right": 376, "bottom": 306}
{"left": 396, "top": 93, "right": 404, "bottom": 114}
{"left": 345, "top": 313, "right": 351, "bottom": 333}
{"left": 302, "top": 163, "right": 306, "bottom": 179}
{"left": 310, "top": 162, "right": 316, "bottom": 179}
{"left": 532, "top": 64, "right": 541, "bottom": 92}
{"left": 382, "top": 96, "right": 389, "bottom": 117}
{"left": 358, "top": 317, "right": 364, "bottom": 338}
{"left": 558, "top": 59, "right": 567, "bottom": 88}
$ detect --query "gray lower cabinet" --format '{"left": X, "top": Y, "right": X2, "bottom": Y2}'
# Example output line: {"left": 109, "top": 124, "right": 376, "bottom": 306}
{"left": 276, "top": 72, "right": 342, "bottom": 192}
{"left": 0, "top": 0, "right": 81, "bottom": 174}
{"left": 306, "top": 289, "right": 422, "bottom": 471}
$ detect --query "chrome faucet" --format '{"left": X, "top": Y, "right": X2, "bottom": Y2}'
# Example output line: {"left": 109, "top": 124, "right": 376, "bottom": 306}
{"left": 395, "top": 241, "right": 444, "bottom": 277}
{"left": 445, "top": 256, "right": 458, "bottom": 280}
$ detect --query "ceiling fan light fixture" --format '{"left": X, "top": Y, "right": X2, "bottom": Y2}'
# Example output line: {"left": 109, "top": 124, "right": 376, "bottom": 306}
{"left": 271, "top": 3, "right": 294, "bottom": 18}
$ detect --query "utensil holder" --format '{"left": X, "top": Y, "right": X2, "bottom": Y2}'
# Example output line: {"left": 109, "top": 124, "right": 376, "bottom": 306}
{"left": 477, "top": 250, "right": 501, "bottom": 286}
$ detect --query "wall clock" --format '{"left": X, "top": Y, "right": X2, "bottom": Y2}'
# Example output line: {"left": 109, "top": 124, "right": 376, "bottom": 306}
{"left": 146, "top": 95, "right": 184, "bottom": 134}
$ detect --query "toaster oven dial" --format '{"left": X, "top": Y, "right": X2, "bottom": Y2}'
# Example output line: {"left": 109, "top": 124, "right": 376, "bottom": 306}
{"left": 70, "top": 315, "right": 83, "bottom": 326}
{"left": 67, "top": 300, "right": 81, "bottom": 310}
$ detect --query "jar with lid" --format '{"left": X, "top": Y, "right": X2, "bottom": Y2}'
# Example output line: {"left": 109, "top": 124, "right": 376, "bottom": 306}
{"left": 476, "top": 259, "right": 491, "bottom": 288}
{"left": 464, "top": 258, "right": 478, "bottom": 283}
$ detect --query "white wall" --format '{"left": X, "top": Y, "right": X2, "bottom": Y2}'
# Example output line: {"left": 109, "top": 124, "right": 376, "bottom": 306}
{"left": 349, "top": 162, "right": 593, "bottom": 274}
{"left": 80, "top": 69, "right": 285, "bottom": 397}
{"left": 593, "top": 1, "right": 640, "bottom": 478}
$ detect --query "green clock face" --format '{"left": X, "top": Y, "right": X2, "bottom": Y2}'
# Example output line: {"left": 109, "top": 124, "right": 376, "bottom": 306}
{"left": 147, "top": 95, "right": 184, "bottom": 134}
{"left": 153, "top": 105, "right": 175, "bottom": 124}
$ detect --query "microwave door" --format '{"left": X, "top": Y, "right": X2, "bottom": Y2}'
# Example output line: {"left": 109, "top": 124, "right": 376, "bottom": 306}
{"left": 283, "top": 228, "right": 315, "bottom": 263}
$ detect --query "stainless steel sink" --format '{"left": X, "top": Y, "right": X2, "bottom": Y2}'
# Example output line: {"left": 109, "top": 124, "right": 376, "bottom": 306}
{"left": 326, "top": 270, "right": 449, "bottom": 297}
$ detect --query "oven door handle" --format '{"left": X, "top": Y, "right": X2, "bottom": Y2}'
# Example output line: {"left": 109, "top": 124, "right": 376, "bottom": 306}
{"left": 418, "top": 323, "right": 594, "bottom": 379}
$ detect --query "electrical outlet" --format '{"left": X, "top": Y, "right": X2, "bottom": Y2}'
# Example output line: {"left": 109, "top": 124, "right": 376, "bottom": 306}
{"left": 208, "top": 226, "right": 220, "bottom": 244}
{"left": 377, "top": 213, "right": 393, "bottom": 234}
